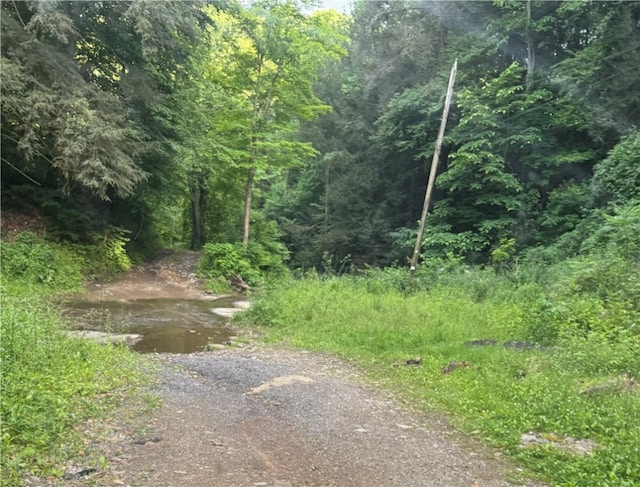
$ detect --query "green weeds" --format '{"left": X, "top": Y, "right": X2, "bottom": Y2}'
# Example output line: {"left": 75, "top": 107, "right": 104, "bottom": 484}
{"left": 239, "top": 260, "right": 640, "bottom": 486}
{"left": 0, "top": 234, "right": 147, "bottom": 485}
{"left": 198, "top": 240, "right": 289, "bottom": 287}
{"left": 0, "top": 232, "right": 84, "bottom": 291}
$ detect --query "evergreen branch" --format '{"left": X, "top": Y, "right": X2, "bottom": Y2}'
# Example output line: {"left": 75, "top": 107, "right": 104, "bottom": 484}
{"left": 1, "top": 130, "right": 56, "bottom": 166}
{"left": 1, "top": 157, "right": 42, "bottom": 186}
{"left": 11, "top": 0, "right": 26, "bottom": 28}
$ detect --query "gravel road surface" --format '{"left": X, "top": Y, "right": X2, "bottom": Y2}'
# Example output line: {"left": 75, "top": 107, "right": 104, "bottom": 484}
{"left": 91, "top": 346, "right": 541, "bottom": 487}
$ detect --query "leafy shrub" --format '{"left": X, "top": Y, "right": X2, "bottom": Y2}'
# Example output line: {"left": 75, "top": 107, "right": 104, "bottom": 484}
{"left": 0, "top": 232, "right": 83, "bottom": 290}
{"left": 198, "top": 237, "right": 289, "bottom": 287}
{"left": 491, "top": 237, "right": 516, "bottom": 267}
{"left": 203, "top": 276, "right": 234, "bottom": 294}
{"left": 522, "top": 256, "right": 639, "bottom": 345}
{"left": 419, "top": 224, "right": 490, "bottom": 262}
{"left": 591, "top": 128, "right": 640, "bottom": 206}
{"left": 80, "top": 226, "right": 133, "bottom": 277}
{"left": 539, "top": 183, "right": 592, "bottom": 241}
{"left": 581, "top": 203, "right": 640, "bottom": 263}
{"left": 197, "top": 242, "right": 261, "bottom": 286}
{"left": 246, "top": 241, "right": 289, "bottom": 280}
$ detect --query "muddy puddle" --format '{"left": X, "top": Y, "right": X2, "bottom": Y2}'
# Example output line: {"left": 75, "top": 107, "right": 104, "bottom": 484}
{"left": 63, "top": 298, "right": 243, "bottom": 353}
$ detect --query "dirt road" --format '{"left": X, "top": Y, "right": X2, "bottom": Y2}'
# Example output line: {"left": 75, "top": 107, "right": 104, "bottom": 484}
{"left": 51, "top": 252, "right": 542, "bottom": 487}
{"left": 92, "top": 347, "right": 538, "bottom": 487}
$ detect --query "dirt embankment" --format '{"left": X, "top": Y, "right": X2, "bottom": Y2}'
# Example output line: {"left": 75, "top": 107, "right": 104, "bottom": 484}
{"left": 79, "top": 250, "right": 214, "bottom": 302}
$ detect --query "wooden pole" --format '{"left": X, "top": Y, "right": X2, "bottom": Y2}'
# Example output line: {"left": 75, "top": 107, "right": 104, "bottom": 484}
{"left": 409, "top": 59, "right": 457, "bottom": 278}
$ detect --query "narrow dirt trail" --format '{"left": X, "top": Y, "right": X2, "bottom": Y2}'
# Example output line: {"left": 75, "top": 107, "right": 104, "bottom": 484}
{"left": 57, "top": 252, "right": 543, "bottom": 487}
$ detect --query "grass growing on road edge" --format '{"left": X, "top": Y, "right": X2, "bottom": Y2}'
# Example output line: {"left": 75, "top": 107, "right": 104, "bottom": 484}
{"left": 238, "top": 264, "right": 640, "bottom": 486}
{"left": 0, "top": 293, "right": 149, "bottom": 486}
{"left": 0, "top": 235, "right": 150, "bottom": 486}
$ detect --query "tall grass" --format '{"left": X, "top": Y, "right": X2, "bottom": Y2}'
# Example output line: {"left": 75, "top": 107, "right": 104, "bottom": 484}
{"left": 0, "top": 235, "right": 147, "bottom": 486}
{"left": 240, "top": 261, "right": 640, "bottom": 486}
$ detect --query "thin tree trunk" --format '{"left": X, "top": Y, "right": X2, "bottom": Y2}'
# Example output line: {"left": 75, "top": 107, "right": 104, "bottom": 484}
{"left": 525, "top": 0, "right": 535, "bottom": 91}
{"left": 190, "top": 173, "right": 206, "bottom": 250}
{"left": 242, "top": 166, "right": 255, "bottom": 249}
{"left": 408, "top": 59, "right": 457, "bottom": 278}
{"left": 242, "top": 59, "right": 283, "bottom": 250}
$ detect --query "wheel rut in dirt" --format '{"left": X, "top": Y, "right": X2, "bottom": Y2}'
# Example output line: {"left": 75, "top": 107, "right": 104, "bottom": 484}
{"left": 98, "top": 348, "right": 540, "bottom": 487}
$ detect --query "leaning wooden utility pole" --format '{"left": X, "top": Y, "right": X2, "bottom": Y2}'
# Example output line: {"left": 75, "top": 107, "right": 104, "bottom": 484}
{"left": 408, "top": 59, "right": 457, "bottom": 279}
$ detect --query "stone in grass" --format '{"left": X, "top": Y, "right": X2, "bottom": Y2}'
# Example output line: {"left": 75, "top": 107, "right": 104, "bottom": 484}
{"left": 441, "top": 360, "right": 471, "bottom": 374}
{"left": 519, "top": 431, "right": 597, "bottom": 456}
{"left": 580, "top": 372, "right": 638, "bottom": 395}
{"left": 464, "top": 338, "right": 498, "bottom": 347}
{"left": 67, "top": 330, "right": 143, "bottom": 347}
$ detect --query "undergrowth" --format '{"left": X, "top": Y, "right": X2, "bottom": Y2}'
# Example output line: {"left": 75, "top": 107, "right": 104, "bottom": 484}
{"left": 0, "top": 234, "right": 148, "bottom": 486}
{"left": 239, "top": 256, "right": 640, "bottom": 486}
{"left": 197, "top": 240, "right": 289, "bottom": 288}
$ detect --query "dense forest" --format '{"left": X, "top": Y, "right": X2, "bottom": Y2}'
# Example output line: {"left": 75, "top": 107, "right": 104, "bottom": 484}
{"left": 3, "top": 0, "right": 638, "bottom": 273}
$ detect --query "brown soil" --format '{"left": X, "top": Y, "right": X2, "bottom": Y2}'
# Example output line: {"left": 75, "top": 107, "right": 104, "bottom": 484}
{"left": 77, "top": 250, "right": 220, "bottom": 302}
{"left": 0, "top": 208, "right": 48, "bottom": 239}
{"left": 32, "top": 252, "right": 545, "bottom": 487}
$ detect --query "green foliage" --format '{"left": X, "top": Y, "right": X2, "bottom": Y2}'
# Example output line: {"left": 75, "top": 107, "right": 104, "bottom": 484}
{"left": 80, "top": 226, "right": 134, "bottom": 278}
{"left": 1, "top": 2, "right": 147, "bottom": 200}
{"left": 197, "top": 242, "right": 261, "bottom": 287}
{"left": 271, "top": 0, "right": 638, "bottom": 268}
{"left": 2, "top": 185, "right": 101, "bottom": 243}
{"left": 581, "top": 204, "right": 640, "bottom": 263}
{"left": 1, "top": 0, "right": 210, "bottom": 255}
{"left": 240, "top": 260, "right": 640, "bottom": 486}
{"left": 203, "top": 276, "right": 234, "bottom": 295}
{"left": 0, "top": 232, "right": 147, "bottom": 483}
{"left": 591, "top": 129, "right": 640, "bottom": 206}
{"left": 539, "top": 183, "right": 592, "bottom": 241}
{"left": 0, "top": 232, "right": 83, "bottom": 290}
{"left": 3, "top": 0, "right": 638, "bottom": 275}
{"left": 419, "top": 224, "right": 491, "bottom": 262}
{"left": 0, "top": 230, "right": 135, "bottom": 291}
{"left": 188, "top": 3, "right": 348, "bottom": 248}
{"left": 552, "top": 1, "right": 640, "bottom": 136}
{"left": 491, "top": 237, "right": 516, "bottom": 266}
{"left": 523, "top": 211, "right": 640, "bottom": 346}
{"left": 0, "top": 292, "right": 146, "bottom": 485}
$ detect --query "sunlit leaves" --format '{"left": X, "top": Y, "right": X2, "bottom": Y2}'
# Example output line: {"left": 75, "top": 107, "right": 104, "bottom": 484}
{"left": 591, "top": 129, "right": 640, "bottom": 206}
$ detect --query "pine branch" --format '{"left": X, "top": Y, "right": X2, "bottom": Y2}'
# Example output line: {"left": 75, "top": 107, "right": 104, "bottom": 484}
{"left": 1, "top": 158, "right": 42, "bottom": 186}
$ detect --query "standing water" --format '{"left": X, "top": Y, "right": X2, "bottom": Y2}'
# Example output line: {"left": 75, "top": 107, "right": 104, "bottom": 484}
{"left": 63, "top": 297, "right": 243, "bottom": 353}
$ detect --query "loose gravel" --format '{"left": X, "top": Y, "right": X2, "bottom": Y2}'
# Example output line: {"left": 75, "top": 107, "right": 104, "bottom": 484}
{"left": 81, "top": 345, "right": 544, "bottom": 487}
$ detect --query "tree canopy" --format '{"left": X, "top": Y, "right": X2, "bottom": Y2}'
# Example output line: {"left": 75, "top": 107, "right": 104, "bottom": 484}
{"left": 2, "top": 0, "right": 639, "bottom": 270}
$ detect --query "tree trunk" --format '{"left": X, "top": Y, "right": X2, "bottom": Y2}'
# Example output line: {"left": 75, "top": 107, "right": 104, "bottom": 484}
{"left": 525, "top": 0, "right": 535, "bottom": 91}
{"left": 190, "top": 172, "right": 206, "bottom": 250}
{"left": 409, "top": 60, "right": 457, "bottom": 278}
{"left": 242, "top": 166, "right": 255, "bottom": 249}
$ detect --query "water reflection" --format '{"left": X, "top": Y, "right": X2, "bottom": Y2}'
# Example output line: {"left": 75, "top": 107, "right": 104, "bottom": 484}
{"left": 64, "top": 298, "right": 238, "bottom": 353}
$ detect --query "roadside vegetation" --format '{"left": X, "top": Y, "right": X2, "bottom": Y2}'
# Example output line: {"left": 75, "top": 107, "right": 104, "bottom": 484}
{"left": 0, "top": 233, "right": 148, "bottom": 486}
{"left": 239, "top": 209, "right": 640, "bottom": 487}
